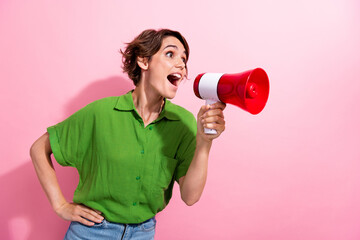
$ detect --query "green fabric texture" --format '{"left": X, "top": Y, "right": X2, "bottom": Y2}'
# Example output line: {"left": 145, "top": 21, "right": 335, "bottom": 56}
{"left": 47, "top": 91, "right": 197, "bottom": 224}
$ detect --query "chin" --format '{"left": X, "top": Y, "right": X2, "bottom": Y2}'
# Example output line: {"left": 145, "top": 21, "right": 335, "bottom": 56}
{"left": 166, "top": 94, "right": 176, "bottom": 100}
{"left": 164, "top": 91, "right": 177, "bottom": 99}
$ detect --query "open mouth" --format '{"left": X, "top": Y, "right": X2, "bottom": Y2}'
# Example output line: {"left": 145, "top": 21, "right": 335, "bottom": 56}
{"left": 167, "top": 73, "right": 182, "bottom": 86}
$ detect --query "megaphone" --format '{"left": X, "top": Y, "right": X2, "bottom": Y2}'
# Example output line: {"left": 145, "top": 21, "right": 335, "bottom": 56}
{"left": 193, "top": 68, "right": 270, "bottom": 134}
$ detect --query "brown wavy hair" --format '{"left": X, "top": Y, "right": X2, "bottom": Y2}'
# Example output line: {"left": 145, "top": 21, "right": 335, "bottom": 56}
{"left": 120, "top": 29, "right": 190, "bottom": 86}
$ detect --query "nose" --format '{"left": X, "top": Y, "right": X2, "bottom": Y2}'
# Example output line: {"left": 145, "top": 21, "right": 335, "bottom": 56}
{"left": 175, "top": 57, "right": 186, "bottom": 70}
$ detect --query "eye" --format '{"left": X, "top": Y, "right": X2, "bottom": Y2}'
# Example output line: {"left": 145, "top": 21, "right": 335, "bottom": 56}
{"left": 182, "top": 57, "right": 186, "bottom": 63}
{"left": 166, "top": 51, "right": 174, "bottom": 58}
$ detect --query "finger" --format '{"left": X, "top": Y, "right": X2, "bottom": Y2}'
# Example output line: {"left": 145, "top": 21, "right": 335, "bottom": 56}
{"left": 89, "top": 211, "right": 104, "bottom": 221}
{"left": 202, "top": 109, "right": 224, "bottom": 118}
{"left": 198, "top": 104, "right": 210, "bottom": 117}
{"left": 80, "top": 207, "right": 104, "bottom": 223}
{"left": 202, "top": 115, "right": 225, "bottom": 125}
{"left": 80, "top": 205, "right": 103, "bottom": 217}
{"left": 210, "top": 102, "right": 226, "bottom": 110}
{"left": 74, "top": 205, "right": 102, "bottom": 223}
{"left": 94, "top": 210, "right": 103, "bottom": 215}
{"left": 80, "top": 211, "right": 103, "bottom": 224}
{"left": 75, "top": 216, "right": 96, "bottom": 226}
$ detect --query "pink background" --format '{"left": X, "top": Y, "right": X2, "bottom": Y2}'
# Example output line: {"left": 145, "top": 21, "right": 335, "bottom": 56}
{"left": 1, "top": 0, "right": 360, "bottom": 239}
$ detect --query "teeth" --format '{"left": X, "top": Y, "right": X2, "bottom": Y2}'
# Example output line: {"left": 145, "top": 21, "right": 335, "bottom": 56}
{"left": 171, "top": 73, "right": 181, "bottom": 79}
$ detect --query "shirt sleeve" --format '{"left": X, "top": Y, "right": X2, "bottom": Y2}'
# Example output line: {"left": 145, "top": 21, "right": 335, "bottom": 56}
{"left": 174, "top": 114, "right": 197, "bottom": 183}
{"left": 47, "top": 104, "right": 95, "bottom": 168}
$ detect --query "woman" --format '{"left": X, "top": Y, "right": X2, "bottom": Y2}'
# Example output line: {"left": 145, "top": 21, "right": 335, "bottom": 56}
{"left": 30, "top": 29, "right": 226, "bottom": 239}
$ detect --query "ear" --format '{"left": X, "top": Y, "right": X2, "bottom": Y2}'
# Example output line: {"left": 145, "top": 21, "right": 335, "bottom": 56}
{"left": 137, "top": 56, "right": 149, "bottom": 70}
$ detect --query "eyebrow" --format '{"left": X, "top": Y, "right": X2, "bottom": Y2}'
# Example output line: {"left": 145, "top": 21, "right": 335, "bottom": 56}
{"left": 163, "top": 44, "right": 178, "bottom": 50}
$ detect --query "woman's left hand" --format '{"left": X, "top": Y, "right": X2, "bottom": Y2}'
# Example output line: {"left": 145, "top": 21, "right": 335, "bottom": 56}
{"left": 197, "top": 102, "right": 226, "bottom": 142}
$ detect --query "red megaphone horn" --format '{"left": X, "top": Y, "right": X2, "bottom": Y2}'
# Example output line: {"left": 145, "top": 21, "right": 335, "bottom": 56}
{"left": 193, "top": 68, "right": 270, "bottom": 134}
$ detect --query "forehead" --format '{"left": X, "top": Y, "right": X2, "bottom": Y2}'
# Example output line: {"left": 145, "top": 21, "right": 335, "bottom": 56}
{"left": 161, "top": 36, "right": 186, "bottom": 53}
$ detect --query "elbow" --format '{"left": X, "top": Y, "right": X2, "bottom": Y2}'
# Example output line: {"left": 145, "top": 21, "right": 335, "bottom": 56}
{"left": 30, "top": 132, "right": 51, "bottom": 160}
{"left": 182, "top": 196, "right": 200, "bottom": 206}
{"left": 30, "top": 141, "right": 38, "bottom": 160}
{"left": 30, "top": 137, "right": 42, "bottom": 158}
{"left": 184, "top": 200, "right": 198, "bottom": 206}
{"left": 30, "top": 140, "right": 43, "bottom": 164}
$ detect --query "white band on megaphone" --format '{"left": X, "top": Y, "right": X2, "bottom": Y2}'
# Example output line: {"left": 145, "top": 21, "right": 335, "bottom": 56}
{"left": 198, "top": 73, "right": 224, "bottom": 102}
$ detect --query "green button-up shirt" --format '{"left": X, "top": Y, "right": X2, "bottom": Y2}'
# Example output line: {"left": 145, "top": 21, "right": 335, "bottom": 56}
{"left": 47, "top": 91, "right": 197, "bottom": 224}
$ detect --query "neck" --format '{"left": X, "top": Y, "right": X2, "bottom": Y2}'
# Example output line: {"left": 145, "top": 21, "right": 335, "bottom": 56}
{"left": 132, "top": 84, "right": 164, "bottom": 126}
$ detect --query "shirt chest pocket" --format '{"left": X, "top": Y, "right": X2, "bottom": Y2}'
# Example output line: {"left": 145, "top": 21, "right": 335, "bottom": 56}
{"left": 152, "top": 156, "right": 178, "bottom": 192}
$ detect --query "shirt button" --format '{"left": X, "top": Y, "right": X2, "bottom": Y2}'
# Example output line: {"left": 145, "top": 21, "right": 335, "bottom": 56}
{"left": 140, "top": 150, "right": 144, "bottom": 154}
{"left": 133, "top": 202, "right": 137, "bottom": 206}
{"left": 136, "top": 176, "right": 141, "bottom": 180}
{"left": 149, "top": 126, "right": 153, "bottom": 130}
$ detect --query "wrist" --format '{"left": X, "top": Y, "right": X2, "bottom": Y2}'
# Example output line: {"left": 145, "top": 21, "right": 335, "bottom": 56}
{"left": 52, "top": 198, "right": 68, "bottom": 213}
{"left": 196, "top": 134, "right": 212, "bottom": 149}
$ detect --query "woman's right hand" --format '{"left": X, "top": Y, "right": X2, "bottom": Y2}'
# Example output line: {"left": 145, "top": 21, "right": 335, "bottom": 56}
{"left": 55, "top": 202, "right": 104, "bottom": 226}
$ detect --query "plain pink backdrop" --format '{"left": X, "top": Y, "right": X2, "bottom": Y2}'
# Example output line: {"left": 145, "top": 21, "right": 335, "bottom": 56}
{"left": 1, "top": 0, "right": 360, "bottom": 239}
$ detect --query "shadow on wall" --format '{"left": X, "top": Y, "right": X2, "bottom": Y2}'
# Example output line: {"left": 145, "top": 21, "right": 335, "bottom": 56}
{"left": 0, "top": 76, "right": 134, "bottom": 240}
{"left": 64, "top": 75, "right": 135, "bottom": 117}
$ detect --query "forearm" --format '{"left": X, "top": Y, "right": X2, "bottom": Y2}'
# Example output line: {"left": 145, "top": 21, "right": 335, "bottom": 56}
{"left": 179, "top": 137, "right": 212, "bottom": 206}
{"left": 30, "top": 133, "right": 67, "bottom": 211}
{"left": 180, "top": 102, "right": 226, "bottom": 205}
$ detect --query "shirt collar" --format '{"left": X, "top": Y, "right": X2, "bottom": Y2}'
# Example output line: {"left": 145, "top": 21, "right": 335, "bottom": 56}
{"left": 114, "top": 91, "right": 135, "bottom": 111}
{"left": 114, "top": 91, "right": 180, "bottom": 121}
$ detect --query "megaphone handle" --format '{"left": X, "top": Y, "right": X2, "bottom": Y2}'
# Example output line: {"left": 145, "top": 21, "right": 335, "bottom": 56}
{"left": 204, "top": 99, "right": 218, "bottom": 135}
